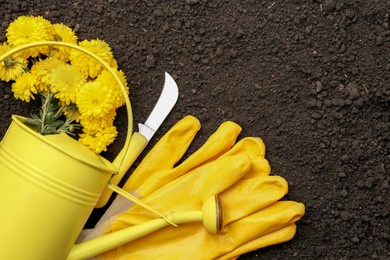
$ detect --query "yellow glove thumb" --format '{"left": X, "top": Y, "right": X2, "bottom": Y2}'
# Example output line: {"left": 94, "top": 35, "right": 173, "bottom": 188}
{"left": 123, "top": 115, "right": 200, "bottom": 194}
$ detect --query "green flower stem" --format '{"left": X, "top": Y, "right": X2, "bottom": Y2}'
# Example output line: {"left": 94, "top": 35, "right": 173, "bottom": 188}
{"left": 24, "top": 92, "right": 79, "bottom": 136}
{"left": 54, "top": 103, "right": 66, "bottom": 119}
{"left": 39, "top": 92, "right": 51, "bottom": 134}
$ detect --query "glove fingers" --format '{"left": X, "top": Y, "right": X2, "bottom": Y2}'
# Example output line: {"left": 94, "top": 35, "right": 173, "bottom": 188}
{"left": 135, "top": 121, "right": 242, "bottom": 197}
{"left": 220, "top": 137, "right": 270, "bottom": 179}
{"left": 216, "top": 201, "right": 304, "bottom": 259}
{"left": 221, "top": 137, "right": 266, "bottom": 159}
{"left": 124, "top": 115, "right": 200, "bottom": 193}
{"left": 220, "top": 176, "right": 288, "bottom": 225}
{"left": 222, "top": 201, "right": 305, "bottom": 244}
{"left": 242, "top": 157, "right": 271, "bottom": 179}
{"left": 171, "top": 120, "right": 242, "bottom": 175}
{"left": 218, "top": 224, "right": 297, "bottom": 260}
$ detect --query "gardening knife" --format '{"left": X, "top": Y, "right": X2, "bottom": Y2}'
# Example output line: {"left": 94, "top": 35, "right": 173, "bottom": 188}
{"left": 95, "top": 72, "right": 179, "bottom": 208}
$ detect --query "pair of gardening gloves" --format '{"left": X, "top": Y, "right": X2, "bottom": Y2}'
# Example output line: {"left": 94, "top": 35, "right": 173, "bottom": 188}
{"left": 81, "top": 115, "right": 305, "bottom": 259}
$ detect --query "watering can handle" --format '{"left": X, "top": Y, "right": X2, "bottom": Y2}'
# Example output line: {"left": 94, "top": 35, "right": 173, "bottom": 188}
{"left": 95, "top": 132, "right": 147, "bottom": 208}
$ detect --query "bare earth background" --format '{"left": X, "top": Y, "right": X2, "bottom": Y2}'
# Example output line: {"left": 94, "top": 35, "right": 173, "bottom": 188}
{"left": 0, "top": 0, "right": 389, "bottom": 259}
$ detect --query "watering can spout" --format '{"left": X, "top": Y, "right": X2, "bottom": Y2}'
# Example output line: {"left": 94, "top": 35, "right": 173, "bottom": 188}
{"left": 67, "top": 196, "right": 222, "bottom": 260}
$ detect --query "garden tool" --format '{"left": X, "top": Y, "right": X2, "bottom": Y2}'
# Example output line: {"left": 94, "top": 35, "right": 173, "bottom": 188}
{"left": 83, "top": 115, "right": 305, "bottom": 259}
{"left": 0, "top": 42, "right": 179, "bottom": 260}
{"left": 95, "top": 71, "right": 179, "bottom": 208}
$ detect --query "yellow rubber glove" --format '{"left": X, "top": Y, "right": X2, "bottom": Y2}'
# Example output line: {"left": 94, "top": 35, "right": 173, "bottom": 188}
{"left": 92, "top": 115, "right": 246, "bottom": 226}
{"left": 124, "top": 115, "right": 244, "bottom": 198}
{"left": 94, "top": 116, "right": 304, "bottom": 259}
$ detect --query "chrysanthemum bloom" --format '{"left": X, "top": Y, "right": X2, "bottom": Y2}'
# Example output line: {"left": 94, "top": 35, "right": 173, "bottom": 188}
{"left": 11, "top": 72, "right": 38, "bottom": 102}
{"left": 51, "top": 23, "right": 78, "bottom": 62}
{"left": 76, "top": 79, "right": 116, "bottom": 118}
{"left": 46, "top": 63, "right": 86, "bottom": 104}
{"left": 110, "top": 57, "right": 119, "bottom": 70}
{"left": 97, "top": 69, "right": 129, "bottom": 108}
{"left": 30, "top": 57, "right": 66, "bottom": 92}
{"left": 69, "top": 39, "right": 116, "bottom": 78}
{"left": 0, "top": 43, "right": 28, "bottom": 82}
{"left": 79, "top": 109, "right": 117, "bottom": 134}
{"left": 79, "top": 126, "right": 118, "bottom": 154}
{"left": 6, "top": 16, "right": 55, "bottom": 58}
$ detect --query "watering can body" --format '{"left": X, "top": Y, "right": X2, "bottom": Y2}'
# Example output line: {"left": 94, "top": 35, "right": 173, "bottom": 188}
{"left": 0, "top": 41, "right": 176, "bottom": 259}
{"left": 0, "top": 41, "right": 137, "bottom": 259}
{"left": 0, "top": 115, "right": 117, "bottom": 259}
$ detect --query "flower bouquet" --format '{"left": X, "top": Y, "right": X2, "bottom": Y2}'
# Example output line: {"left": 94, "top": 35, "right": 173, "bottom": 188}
{"left": 0, "top": 15, "right": 129, "bottom": 154}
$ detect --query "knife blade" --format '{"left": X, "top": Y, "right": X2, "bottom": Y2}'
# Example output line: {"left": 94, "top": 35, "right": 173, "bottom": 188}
{"left": 95, "top": 72, "right": 179, "bottom": 208}
{"left": 138, "top": 72, "right": 179, "bottom": 141}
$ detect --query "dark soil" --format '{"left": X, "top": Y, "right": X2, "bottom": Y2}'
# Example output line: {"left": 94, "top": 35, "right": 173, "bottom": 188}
{"left": 1, "top": 0, "right": 389, "bottom": 259}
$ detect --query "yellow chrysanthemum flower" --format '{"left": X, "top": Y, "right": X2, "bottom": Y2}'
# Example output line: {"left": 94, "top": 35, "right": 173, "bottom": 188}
{"left": 69, "top": 39, "right": 115, "bottom": 78}
{"left": 11, "top": 72, "right": 38, "bottom": 102}
{"left": 30, "top": 57, "right": 66, "bottom": 92}
{"left": 110, "top": 57, "right": 118, "bottom": 70}
{"left": 51, "top": 23, "right": 78, "bottom": 62}
{"left": 76, "top": 79, "right": 115, "bottom": 118}
{"left": 6, "top": 16, "right": 55, "bottom": 58}
{"left": 79, "top": 126, "right": 118, "bottom": 154}
{"left": 46, "top": 63, "right": 86, "bottom": 104}
{"left": 1, "top": 16, "right": 125, "bottom": 153}
{"left": 97, "top": 69, "right": 129, "bottom": 108}
{"left": 0, "top": 43, "right": 28, "bottom": 82}
{"left": 79, "top": 109, "right": 116, "bottom": 133}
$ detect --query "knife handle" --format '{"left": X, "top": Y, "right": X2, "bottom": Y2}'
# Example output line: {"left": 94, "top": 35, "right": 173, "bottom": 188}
{"left": 95, "top": 132, "right": 148, "bottom": 208}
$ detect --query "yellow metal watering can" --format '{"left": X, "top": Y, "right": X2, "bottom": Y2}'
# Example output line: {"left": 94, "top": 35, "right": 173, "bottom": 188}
{"left": 0, "top": 42, "right": 220, "bottom": 260}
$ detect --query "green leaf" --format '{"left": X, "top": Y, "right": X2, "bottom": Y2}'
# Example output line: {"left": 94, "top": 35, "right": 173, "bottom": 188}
{"left": 23, "top": 118, "right": 39, "bottom": 126}
{"left": 49, "top": 120, "right": 65, "bottom": 128}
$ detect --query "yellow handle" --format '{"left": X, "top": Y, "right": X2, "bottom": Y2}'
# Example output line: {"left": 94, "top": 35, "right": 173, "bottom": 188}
{"left": 95, "top": 132, "right": 148, "bottom": 208}
{"left": 68, "top": 196, "right": 219, "bottom": 259}
{"left": 67, "top": 211, "right": 202, "bottom": 260}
